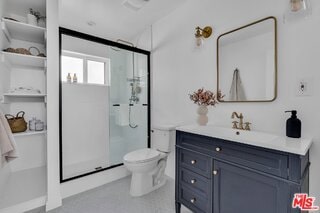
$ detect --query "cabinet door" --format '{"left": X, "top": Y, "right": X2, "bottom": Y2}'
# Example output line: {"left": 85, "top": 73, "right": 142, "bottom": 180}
{"left": 213, "top": 161, "right": 290, "bottom": 213}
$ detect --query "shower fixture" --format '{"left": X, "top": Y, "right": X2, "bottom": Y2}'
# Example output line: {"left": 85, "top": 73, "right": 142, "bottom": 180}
{"left": 129, "top": 82, "right": 141, "bottom": 103}
{"left": 109, "top": 38, "right": 140, "bottom": 129}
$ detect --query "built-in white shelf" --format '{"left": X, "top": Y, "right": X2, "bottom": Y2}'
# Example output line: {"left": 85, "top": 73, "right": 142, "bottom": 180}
{"left": 62, "top": 81, "right": 109, "bottom": 87}
{"left": 1, "top": 18, "right": 46, "bottom": 44}
{"left": 2, "top": 93, "right": 47, "bottom": 104}
{"left": 3, "top": 93, "right": 46, "bottom": 98}
{"left": 13, "top": 130, "right": 47, "bottom": 138}
{"left": 1, "top": 51, "right": 47, "bottom": 69}
{"left": 0, "top": 166, "right": 47, "bottom": 213}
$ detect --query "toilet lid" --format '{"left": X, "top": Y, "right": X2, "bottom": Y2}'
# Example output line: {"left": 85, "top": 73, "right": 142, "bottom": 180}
{"left": 124, "top": 148, "right": 160, "bottom": 163}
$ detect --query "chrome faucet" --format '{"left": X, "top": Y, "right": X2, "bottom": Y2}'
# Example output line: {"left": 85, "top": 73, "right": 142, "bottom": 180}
{"left": 231, "top": 112, "right": 251, "bottom": 131}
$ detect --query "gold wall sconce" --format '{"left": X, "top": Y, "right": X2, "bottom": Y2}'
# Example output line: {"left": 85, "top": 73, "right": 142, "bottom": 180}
{"left": 284, "top": 0, "right": 311, "bottom": 23}
{"left": 195, "top": 26, "right": 212, "bottom": 47}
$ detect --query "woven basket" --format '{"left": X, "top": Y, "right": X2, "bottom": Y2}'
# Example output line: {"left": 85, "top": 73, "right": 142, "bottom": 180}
{"left": 5, "top": 111, "right": 28, "bottom": 133}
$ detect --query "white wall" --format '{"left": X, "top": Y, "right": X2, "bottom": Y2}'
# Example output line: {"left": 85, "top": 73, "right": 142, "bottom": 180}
{"left": 46, "top": 0, "right": 62, "bottom": 210}
{"left": 150, "top": 0, "right": 320, "bottom": 201}
{"left": 0, "top": 0, "right": 11, "bottom": 197}
{"left": 0, "top": 0, "right": 10, "bottom": 103}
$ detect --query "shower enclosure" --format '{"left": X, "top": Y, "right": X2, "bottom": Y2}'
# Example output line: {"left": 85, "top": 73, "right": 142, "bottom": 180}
{"left": 59, "top": 28, "right": 150, "bottom": 182}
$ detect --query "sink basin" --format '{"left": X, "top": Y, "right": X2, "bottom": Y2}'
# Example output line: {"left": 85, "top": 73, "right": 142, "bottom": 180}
{"left": 176, "top": 124, "right": 312, "bottom": 155}
{"left": 228, "top": 128, "right": 279, "bottom": 143}
{"left": 191, "top": 125, "right": 279, "bottom": 144}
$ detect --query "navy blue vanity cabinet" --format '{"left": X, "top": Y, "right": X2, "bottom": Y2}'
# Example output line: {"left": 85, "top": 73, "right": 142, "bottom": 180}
{"left": 175, "top": 131, "right": 310, "bottom": 213}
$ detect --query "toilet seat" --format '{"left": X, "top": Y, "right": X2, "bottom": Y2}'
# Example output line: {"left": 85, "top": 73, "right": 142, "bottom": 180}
{"left": 124, "top": 148, "right": 160, "bottom": 163}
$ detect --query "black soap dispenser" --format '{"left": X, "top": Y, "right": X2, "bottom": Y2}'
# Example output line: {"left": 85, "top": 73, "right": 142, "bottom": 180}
{"left": 285, "top": 110, "right": 301, "bottom": 138}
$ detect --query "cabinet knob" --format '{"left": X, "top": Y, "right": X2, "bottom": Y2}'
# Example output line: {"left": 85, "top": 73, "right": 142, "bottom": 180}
{"left": 191, "top": 160, "right": 197, "bottom": 165}
{"left": 190, "top": 179, "right": 196, "bottom": 184}
{"left": 213, "top": 170, "right": 218, "bottom": 175}
{"left": 215, "top": 147, "right": 221, "bottom": 152}
{"left": 190, "top": 198, "right": 196, "bottom": 203}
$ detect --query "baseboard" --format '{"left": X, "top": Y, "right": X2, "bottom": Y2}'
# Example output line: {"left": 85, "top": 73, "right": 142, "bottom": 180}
{"left": 61, "top": 165, "right": 130, "bottom": 199}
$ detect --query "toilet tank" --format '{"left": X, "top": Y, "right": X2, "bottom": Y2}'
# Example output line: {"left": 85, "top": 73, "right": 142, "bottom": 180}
{"left": 151, "top": 124, "right": 176, "bottom": 153}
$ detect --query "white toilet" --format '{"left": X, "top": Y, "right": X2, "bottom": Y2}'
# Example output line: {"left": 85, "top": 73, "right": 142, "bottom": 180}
{"left": 123, "top": 124, "right": 175, "bottom": 197}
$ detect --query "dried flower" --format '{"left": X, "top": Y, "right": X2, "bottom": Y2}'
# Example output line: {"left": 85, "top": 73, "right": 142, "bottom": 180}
{"left": 189, "top": 88, "right": 224, "bottom": 106}
{"left": 29, "top": 8, "right": 46, "bottom": 21}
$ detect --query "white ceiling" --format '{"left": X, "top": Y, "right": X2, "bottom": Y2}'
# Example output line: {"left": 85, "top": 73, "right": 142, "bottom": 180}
{"left": 59, "top": 0, "right": 187, "bottom": 42}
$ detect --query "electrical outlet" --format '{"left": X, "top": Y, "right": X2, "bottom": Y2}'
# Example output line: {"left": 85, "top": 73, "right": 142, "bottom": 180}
{"left": 296, "top": 78, "right": 313, "bottom": 96}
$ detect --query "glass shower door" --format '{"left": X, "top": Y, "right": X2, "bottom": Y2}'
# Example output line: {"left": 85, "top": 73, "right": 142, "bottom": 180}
{"left": 60, "top": 29, "right": 150, "bottom": 182}
{"left": 108, "top": 48, "right": 149, "bottom": 165}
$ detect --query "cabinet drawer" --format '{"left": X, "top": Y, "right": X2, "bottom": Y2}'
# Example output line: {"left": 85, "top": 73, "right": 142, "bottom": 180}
{"left": 177, "top": 131, "right": 288, "bottom": 178}
{"left": 213, "top": 141, "right": 288, "bottom": 178}
{"left": 179, "top": 184, "right": 210, "bottom": 213}
{"left": 180, "top": 167, "right": 210, "bottom": 197}
{"left": 179, "top": 148, "right": 211, "bottom": 178}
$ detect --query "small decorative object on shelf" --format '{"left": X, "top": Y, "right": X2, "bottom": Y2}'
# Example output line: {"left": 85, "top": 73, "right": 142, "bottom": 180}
{"left": 8, "top": 87, "right": 41, "bottom": 94}
{"left": 29, "top": 117, "right": 37, "bottom": 131}
{"left": 28, "top": 8, "right": 46, "bottom": 27}
{"left": 189, "top": 88, "right": 224, "bottom": 126}
{"left": 28, "top": 46, "right": 46, "bottom": 57}
{"left": 3, "top": 17, "right": 19, "bottom": 22}
{"left": 3, "top": 47, "right": 46, "bottom": 57}
{"left": 27, "top": 9, "right": 37, "bottom": 26}
{"left": 73, "top": 73, "right": 78, "bottom": 83}
{"left": 35, "top": 121, "right": 44, "bottom": 131}
{"left": 67, "top": 73, "right": 72, "bottom": 83}
{"left": 29, "top": 117, "right": 45, "bottom": 131}
{"left": 5, "top": 111, "right": 28, "bottom": 133}
{"left": 4, "top": 47, "right": 31, "bottom": 55}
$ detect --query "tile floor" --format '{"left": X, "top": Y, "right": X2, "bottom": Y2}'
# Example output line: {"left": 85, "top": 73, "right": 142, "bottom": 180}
{"left": 28, "top": 176, "right": 191, "bottom": 213}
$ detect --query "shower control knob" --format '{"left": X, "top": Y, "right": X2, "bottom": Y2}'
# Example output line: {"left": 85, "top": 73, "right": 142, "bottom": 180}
{"left": 191, "top": 160, "right": 197, "bottom": 165}
{"left": 190, "top": 198, "right": 196, "bottom": 203}
{"left": 190, "top": 179, "right": 196, "bottom": 184}
{"left": 216, "top": 147, "right": 221, "bottom": 152}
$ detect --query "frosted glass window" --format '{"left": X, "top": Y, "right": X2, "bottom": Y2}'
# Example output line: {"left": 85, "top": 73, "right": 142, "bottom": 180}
{"left": 87, "top": 60, "right": 105, "bottom": 85}
{"left": 61, "top": 56, "right": 84, "bottom": 83}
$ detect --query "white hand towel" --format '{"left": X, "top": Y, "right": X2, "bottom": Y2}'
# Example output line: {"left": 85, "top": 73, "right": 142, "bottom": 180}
{"left": 115, "top": 104, "right": 129, "bottom": 126}
{"left": 0, "top": 110, "right": 19, "bottom": 167}
{"left": 229, "top": 68, "right": 246, "bottom": 101}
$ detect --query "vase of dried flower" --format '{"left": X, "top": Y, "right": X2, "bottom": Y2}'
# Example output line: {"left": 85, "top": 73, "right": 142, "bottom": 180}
{"left": 27, "top": 14, "right": 37, "bottom": 26}
{"left": 197, "top": 105, "right": 208, "bottom": 126}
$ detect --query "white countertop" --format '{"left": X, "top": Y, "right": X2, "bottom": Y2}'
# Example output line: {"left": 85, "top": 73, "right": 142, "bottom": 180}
{"left": 176, "top": 124, "right": 312, "bottom": 156}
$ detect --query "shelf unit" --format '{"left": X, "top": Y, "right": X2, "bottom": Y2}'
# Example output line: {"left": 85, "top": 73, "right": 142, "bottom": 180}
{"left": 1, "top": 51, "right": 47, "bottom": 69}
{"left": 1, "top": 18, "right": 46, "bottom": 44}
{"left": 1, "top": 93, "right": 47, "bottom": 103}
{"left": 13, "top": 130, "right": 47, "bottom": 138}
{"left": 0, "top": 1, "right": 48, "bottom": 212}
